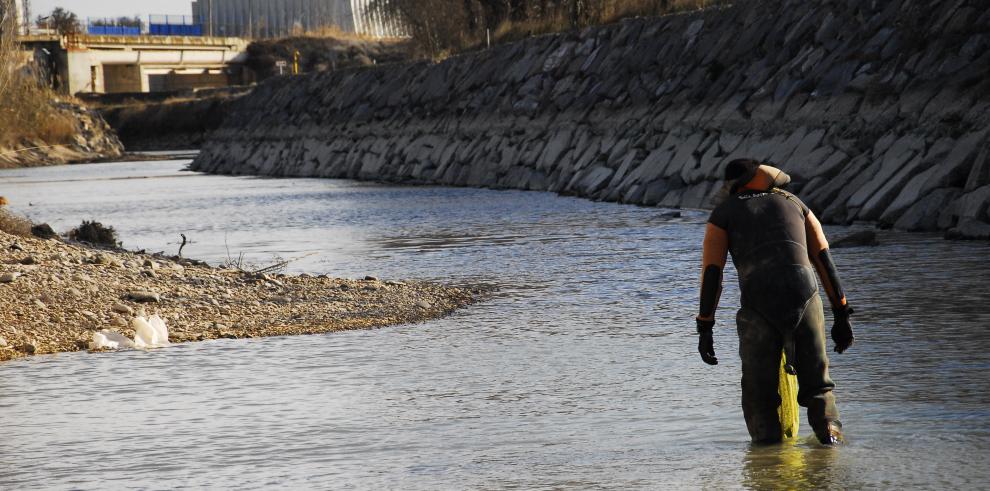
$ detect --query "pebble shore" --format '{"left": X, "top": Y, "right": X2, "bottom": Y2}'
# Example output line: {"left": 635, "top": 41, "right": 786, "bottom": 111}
{"left": 0, "top": 229, "right": 477, "bottom": 362}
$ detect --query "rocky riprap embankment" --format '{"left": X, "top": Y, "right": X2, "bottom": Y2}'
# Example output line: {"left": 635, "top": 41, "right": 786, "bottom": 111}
{"left": 0, "top": 100, "right": 123, "bottom": 168}
{"left": 0, "top": 230, "right": 476, "bottom": 362}
{"left": 193, "top": 0, "right": 990, "bottom": 239}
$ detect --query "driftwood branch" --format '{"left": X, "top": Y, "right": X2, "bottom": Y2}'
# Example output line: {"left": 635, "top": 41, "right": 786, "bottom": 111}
{"left": 251, "top": 252, "right": 318, "bottom": 275}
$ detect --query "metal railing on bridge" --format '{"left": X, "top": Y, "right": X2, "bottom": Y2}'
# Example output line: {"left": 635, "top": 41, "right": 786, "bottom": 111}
{"left": 86, "top": 18, "right": 141, "bottom": 36}
{"left": 148, "top": 15, "right": 203, "bottom": 36}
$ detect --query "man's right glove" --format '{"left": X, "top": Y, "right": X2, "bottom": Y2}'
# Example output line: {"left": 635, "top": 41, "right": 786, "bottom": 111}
{"left": 696, "top": 318, "right": 718, "bottom": 365}
{"left": 831, "top": 306, "right": 855, "bottom": 354}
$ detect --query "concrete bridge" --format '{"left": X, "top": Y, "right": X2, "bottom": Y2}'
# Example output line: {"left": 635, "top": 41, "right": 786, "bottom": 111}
{"left": 19, "top": 34, "right": 250, "bottom": 95}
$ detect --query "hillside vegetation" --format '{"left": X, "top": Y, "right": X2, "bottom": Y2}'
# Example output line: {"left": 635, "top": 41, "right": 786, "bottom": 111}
{"left": 370, "top": 0, "right": 725, "bottom": 56}
{"left": 0, "top": 0, "right": 76, "bottom": 151}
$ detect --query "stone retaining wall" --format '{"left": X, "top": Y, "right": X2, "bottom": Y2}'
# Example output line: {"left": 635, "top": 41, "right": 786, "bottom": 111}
{"left": 192, "top": 0, "right": 990, "bottom": 238}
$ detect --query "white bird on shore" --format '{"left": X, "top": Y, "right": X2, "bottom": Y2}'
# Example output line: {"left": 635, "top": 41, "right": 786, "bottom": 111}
{"left": 88, "top": 315, "right": 170, "bottom": 350}
{"left": 89, "top": 330, "right": 136, "bottom": 350}
{"left": 132, "top": 315, "right": 170, "bottom": 348}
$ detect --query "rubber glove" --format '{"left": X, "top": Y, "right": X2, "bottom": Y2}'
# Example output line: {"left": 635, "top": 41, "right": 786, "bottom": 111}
{"left": 697, "top": 318, "right": 718, "bottom": 365}
{"left": 831, "top": 307, "right": 854, "bottom": 353}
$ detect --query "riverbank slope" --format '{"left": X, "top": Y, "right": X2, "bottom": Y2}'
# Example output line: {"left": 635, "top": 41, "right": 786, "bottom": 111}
{"left": 94, "top": 89, "right": 251, "bottom": 151}
{"left": 0, "top": 229, "right": 476, "bottom": 362}
{"left": 192, "top": 0, "right": 990, "bottom": 239}
{"left": 0, "top": 100, "right": 124, "bottom": 168}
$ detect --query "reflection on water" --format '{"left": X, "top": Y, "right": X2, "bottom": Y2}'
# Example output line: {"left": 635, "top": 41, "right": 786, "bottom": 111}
{"left": 0, "top": 161, "right": 989, "bottom": 489}
{"left": 743, "top": 441, "right": 841, "bottom": 490}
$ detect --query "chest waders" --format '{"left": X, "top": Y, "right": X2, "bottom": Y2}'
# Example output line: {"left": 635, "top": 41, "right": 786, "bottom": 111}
{"left": 698, "top": 163, "right": 849, "bottom": 445}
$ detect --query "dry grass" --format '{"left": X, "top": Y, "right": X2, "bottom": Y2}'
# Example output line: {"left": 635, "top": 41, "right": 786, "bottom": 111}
{"left": 0, "top": 0, "right": 77, "bottom": 150}
{"left": 372, "top": 0, "right": 727, "bottom": 57}
{"left": 296, "top": 24, "right": 403, "bottom": 44}
{"left": 491, "top": 0, "right": 727, "bottom": 44}
{"left": 0, "top": 207, "right": 33, "bottom": 237}
{"left": 0, "top": 80, "right": 78, "bottom": 148}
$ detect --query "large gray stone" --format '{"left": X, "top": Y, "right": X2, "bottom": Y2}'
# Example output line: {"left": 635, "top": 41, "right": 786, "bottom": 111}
{"left": 858, "top": 153, "right": 929, "bottom": 220}
{"left": 629, "top": 144, "right": 676, "bottom": 185}
{"left": 822, "top": 156, "right": 878, "bottom": 223}
{"left": 955, "top": 185, "right": 990, "bottom": 220}
{"left": 784, "top": 146, "right": 835, "bottom": 180}
{"left": 664, "top": 133, "right": 704, "bottom": 178}
{"left": 767, "top": 126, "right": 808, "bottom": 164}
{"left": 680, "top": 133, "right": 718, "bottom": 183}
{"left": 879, "top": 165, "right": 938, "bottom": 225}
{"left": 893, "top": 188, "right": 961, "bottom": 231}
{"left": 640, "top": 179, "right": 672, "bottom": 206}
{"left": 847, "top": 134, "right": 924, "bottom": 209}
{"left": 945, "top": 218, "right": 990, "bottom": 240}
{"left": 937, "top": 185, "right": 990, "bottom": 229}
{"left": 779, "top": 128, "right": 827, "bottom": 175}
{"left": 537, "top": 128, "right": 573, "bottom": 170}
{"left": 680, "top": 182, "right": 713, "bottom": 209}
{"left": 921, "top": 130, "right": 988, "bottom": 195}
{"left": 964, "top": 146, "right": 990, "bottom": 192}
{"left": 575, "top": 166, "right": 615, "bottom": 195}
{"left": 658, "top": 188, "right": 685, "bottom": 208}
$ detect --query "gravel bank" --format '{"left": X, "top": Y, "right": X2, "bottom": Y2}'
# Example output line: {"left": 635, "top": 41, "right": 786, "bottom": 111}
{"left": 0, "top": 229, "right": 477, "bottom": 362}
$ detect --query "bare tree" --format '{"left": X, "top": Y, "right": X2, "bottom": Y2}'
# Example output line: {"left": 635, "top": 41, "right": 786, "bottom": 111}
{"left": 370, "top": 0, "right": 703, "bottom": 56}
{"left": 37, "top": 6, "right": 79, "bottom": 34}
{"left": 0, "top": 0, "right": 18, "bottom": 99}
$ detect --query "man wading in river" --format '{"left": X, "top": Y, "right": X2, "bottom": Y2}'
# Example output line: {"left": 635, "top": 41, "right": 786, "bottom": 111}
{"left": 695, "top": 159, "right": 854, "bottom": 445}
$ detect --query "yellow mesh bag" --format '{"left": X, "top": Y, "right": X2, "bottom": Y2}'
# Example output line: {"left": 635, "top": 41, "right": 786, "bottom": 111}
{"left": 778, "top": 350, "right": 800, "bottom": 439}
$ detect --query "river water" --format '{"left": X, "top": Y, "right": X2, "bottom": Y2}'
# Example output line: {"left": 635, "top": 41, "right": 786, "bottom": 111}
{"left": 1, "top": 160, "right": 989, "bottom": 490}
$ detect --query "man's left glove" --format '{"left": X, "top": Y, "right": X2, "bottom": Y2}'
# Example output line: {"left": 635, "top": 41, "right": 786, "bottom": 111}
{"left": 696, "top": 318, "right": 718, "bottom": 365}
{"left": 831, "top": 307, "right": 855, "bottom": 354}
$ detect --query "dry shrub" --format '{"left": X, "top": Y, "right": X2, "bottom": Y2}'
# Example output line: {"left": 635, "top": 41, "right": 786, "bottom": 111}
{"left": 68, "top": 220, "right": 120, "bottom": 247}
{"left": 0, "top": 208, "right": 33, "bottom": 237}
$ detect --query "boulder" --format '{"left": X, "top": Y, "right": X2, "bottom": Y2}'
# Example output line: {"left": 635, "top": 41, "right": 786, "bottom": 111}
{"left": 846, "top": 134, "right": 924, "bottom": 210}
{"left": 921, "top": 130, "right": 987, "bottom": 195}
{"left": 943, "top": 185, "right": 990, "bottom": 225}
{"left": 126, "top": 291, "right": 161, "bottom": 303}
{"left": 574, "top": 166, "right": 614, "bottom": 195}
{"left": 879, "top": 165, "right": 938, "bottom": 225}
{"left": 858, "top": 153, "right": 929, "bottom": 220}
{"left": 831, "top": 230, "right": 879, "bottom": 248}
{"left": 893, "top": 188, "right": 961, "bottom": 231}
{"left": 964, "top": 146, "right": 990, "bottom": 192}
{"left": 945, "top": 218, "right": 990, "bottom": 240}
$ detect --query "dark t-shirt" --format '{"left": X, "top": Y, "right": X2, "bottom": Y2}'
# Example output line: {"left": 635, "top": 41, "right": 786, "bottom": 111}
{"left": 708, "top": 189, "right": 818, "bottom": 330}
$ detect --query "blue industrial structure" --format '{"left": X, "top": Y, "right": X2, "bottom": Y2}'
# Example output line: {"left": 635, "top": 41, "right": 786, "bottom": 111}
{"left": 148, "top": 15, "right": 203, "bottom": 36}
{"left": 86, "top": 22, "right": 141, "bottom": 36}
{"left": 84, "top": 15, "right": 205, "bottom": 37}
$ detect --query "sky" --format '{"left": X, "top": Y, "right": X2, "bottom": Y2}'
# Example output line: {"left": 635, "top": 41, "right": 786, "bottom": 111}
{"left": 30, "top": 0, "right": 193, "bottom": 22}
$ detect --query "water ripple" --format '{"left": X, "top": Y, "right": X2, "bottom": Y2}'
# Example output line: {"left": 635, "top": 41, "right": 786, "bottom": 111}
{"left": 0, "top": 161, "right": 988, "bottom": 489}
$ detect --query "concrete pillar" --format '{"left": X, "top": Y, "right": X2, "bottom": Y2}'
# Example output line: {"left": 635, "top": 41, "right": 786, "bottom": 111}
{"left": 102, "top": 64, "right": 142, "bottom": 93}
{"left": 91, "top": 64, "right": 104, "bottom": 93}
{"left": 65, "top": 50, "right": 96, "bottom": 94}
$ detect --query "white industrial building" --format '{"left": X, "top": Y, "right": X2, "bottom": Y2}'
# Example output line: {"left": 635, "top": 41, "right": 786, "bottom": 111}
{"left": 11, "top": 0, "right": 29, "bottom": 34}
{"left": 190, "top": 0, "right": 405, "bottom": 39}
